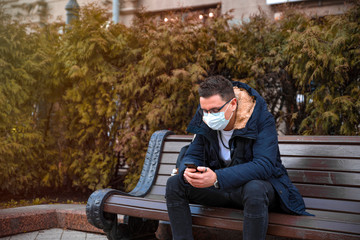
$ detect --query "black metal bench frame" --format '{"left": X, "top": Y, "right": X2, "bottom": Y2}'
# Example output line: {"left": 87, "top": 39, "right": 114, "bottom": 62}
{"left": 86, "top": 130, "right": 360, "bottom": 240}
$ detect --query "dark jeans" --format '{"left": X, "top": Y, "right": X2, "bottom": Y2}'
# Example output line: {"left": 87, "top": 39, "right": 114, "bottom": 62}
{"left": 165, "top": 175, "right": 278, "bottom": 240}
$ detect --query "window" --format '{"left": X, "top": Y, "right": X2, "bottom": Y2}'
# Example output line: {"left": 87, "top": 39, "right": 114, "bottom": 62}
{"left": 148, "top": 4, "right": 220, "bottom": 24}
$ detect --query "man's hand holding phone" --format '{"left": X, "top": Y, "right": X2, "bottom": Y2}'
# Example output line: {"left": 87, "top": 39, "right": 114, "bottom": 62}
{"left": 184, "top": 162, "right": 217, "bottom": 188}
{"left": 185, "top": 162, "right": 199, "bottom": 172}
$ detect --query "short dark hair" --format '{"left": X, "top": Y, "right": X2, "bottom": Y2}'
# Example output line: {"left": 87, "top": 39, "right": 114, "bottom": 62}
{"left": 199, "top": 75, "right": 235, "bottom": 101}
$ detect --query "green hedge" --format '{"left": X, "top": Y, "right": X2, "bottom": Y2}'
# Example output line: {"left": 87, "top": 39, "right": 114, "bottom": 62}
{"left": 0, "top": 2, "right": 359, "bottom": 194}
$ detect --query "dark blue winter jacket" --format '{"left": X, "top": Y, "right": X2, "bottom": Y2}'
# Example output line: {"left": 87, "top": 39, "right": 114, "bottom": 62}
{"left": 179, "top": 81, "right": 310, "bottom": 216}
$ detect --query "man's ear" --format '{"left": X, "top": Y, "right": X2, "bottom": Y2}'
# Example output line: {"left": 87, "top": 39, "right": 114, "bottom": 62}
{"left": 231, "top": 98, "right": 237, "bottom": 111}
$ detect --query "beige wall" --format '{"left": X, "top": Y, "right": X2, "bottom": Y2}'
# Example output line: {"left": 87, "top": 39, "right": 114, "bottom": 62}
{"left": 221, "top": 0, "right": 272, "bottom": 24}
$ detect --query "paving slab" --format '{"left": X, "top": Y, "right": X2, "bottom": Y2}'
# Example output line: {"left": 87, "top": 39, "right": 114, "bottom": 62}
{"left": 0, "top": 204, "right": 103, "bottom": 238}
{"left": 0, "top": 228, "right": 107, "bottom": 240}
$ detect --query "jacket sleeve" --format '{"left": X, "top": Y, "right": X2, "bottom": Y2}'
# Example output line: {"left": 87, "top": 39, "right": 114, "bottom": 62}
{"left": 177, "top": 134, "right": 205, "bottom": 180}
{"left": 215, "top": 113, "right": 278, "bottom": 189}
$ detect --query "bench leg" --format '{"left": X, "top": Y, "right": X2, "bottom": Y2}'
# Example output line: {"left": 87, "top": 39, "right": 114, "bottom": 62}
{"left": 105, "top": 216, "right": 159, "bottom": 240}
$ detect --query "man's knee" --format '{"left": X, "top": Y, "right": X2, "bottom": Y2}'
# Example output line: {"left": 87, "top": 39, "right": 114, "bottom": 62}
{"left": 166, "top": 175, "right": 189, "bottom": 207}
{"left": 242, "top": 180, "right": 271, "bottom": 204}
{"left": 166, "top": 175, "right": 183, "bottom": 197}
{"left": 242, "top": 180, "right": 273, "bottom": 218}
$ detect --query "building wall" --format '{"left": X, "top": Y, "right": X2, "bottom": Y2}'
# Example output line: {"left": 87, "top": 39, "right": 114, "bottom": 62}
{"left": 121, "top": 0, "right": 353, "bottom": 25}
{"left": 4, "top": 0, "right": 354, "bottom": 26}
{"left": 129, "top": 0, "right": 272, "bottom": 25}
{"left": 3, "top": 0, "right": 103, "bottom": 24}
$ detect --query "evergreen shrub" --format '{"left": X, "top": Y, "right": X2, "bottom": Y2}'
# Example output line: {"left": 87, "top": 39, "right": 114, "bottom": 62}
{"left": 0, "top": 3, "right": 359, "bottom": 194}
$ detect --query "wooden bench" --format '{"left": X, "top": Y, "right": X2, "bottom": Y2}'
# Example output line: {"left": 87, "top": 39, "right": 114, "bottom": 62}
{"left": 86, "top": 130, "right": 360, "bottom": 240}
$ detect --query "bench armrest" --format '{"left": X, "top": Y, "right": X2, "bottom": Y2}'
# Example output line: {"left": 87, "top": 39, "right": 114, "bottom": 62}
{"left": 129, "top": 130, "right": 173, "bottom": 197}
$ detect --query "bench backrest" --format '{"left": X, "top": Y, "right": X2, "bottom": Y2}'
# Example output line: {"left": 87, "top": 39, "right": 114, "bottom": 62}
{"left": 147, "top": 134, "right": 360, "bottom": 215}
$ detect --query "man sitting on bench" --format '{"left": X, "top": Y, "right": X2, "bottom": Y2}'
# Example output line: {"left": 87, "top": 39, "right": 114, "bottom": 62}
{"left": 166, "top": 75, "right": 311, "bottom": 240}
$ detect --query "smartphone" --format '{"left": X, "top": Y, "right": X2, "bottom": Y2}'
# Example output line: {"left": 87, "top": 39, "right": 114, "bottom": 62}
{"left": 185, "top": 162, "right": 199, "bottom": 172}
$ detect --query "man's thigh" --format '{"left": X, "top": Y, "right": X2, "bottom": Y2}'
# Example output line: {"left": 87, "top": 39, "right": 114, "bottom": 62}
{"left": 186, "top": 180, "right": 277, "bottom": 210}
{"left": 186, "top": 185, "right": 243, "bottom": 208}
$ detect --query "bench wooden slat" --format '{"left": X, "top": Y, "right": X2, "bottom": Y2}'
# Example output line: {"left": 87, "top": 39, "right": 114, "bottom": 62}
{"left": 269, "top": 215, "right": 360, "bottom": 236}
{"left": 277, "top": 136, "right": 360, "bottom": 144}
{"left": 288, "top": 170, "right": 360, "bottom": 187}
{"left": 167, "top": 135, "right": 360, "bottom": 144}
{"left": 163, "top": 141, "right": 190, "bottom": 152}
{"left": 164, "top": 134, "right": 360, "bottom": 144}
{"left": 269, "top": 213, "right": 360, "bottom": 235}
{"left": 304, "top": 197, "right": 360, "bottom": 214}
{"left": 145, "top": 194, "right": 165, "bottom": 201}
{"left": 155, "top": 175, "right": 170, "bottom": 186}
{"left": 279, "top": 144, "right": 360, "bottom": 158}
{"left": 282, "top": 157, "right": 360, "bottom": 172}
{"left": 158, "top": 164, "right": 175, "bottom": 176}
{"left": 266, "top": 224, "right": 359, "bottom": 240}
{"left": 308, "top": 209, "right": 360, "bottom": 223}
{"left": 165, "top": 135, "right": 192, "bottom": 141}
{"left": 147, "top": 185, "right": 166, "bottom": 196}
{"left": 295, "top": 184, "right": 360, "bottom": 201}
{"left": 160, "top": 153, "right": 179, "bottom": 164}
{"left": 166, "top": 134, "right": 360, "bottom": 145}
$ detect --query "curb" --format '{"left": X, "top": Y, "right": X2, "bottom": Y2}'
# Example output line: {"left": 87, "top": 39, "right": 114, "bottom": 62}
{"left": 0, "top": 204, "right": 104, "bottom": 237}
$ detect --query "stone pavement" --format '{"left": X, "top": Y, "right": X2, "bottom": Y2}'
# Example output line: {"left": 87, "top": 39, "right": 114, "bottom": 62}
{"left": 0, "top": 228, "right": 107, "bottom": 240}
{"left": 0, "top": 204, "right": 105, "bottom": 239}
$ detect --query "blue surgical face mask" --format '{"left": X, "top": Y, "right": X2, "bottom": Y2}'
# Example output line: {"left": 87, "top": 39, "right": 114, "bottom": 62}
{"left": 203, "top": 104, "right": 233, "bottom": 131}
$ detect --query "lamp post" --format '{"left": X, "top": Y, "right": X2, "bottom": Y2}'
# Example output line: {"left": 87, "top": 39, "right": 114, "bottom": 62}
{"left": 113, "top": 0, "right": 120, "bottom": 23}
{"left": 65, "top": 0, "right": 80, "bottom": 25}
